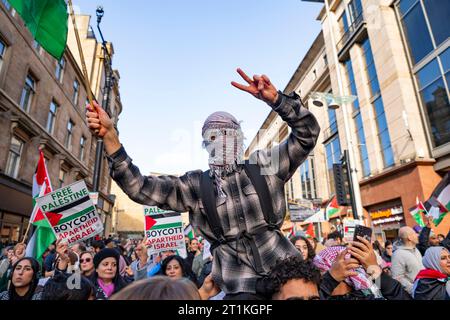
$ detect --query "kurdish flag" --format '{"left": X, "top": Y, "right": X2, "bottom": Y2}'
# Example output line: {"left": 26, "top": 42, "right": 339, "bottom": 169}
{"left": 409, "top": 197, "right": 427, "bottom": 227}
{"left": 9, "top": 0, "right": 68, "bottom": 60}
{"left": 326, "top": 196, "right": 342, "bottom": 220}
{"left": 424, "top": 172, "right": 450, "bottom": 226}
{"left": 25, "top": 151, "right": 56, "bottom": 262}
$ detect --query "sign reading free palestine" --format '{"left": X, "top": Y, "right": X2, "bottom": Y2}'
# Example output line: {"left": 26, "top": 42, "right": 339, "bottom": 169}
{"left": 36, "top": 180, "right": 103, "bottom": 244}
{"left": 144, "top": 206, "right": 187, "bottom": 258}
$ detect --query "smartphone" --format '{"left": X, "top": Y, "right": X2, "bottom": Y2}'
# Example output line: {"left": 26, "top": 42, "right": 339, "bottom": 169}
{"left": 353, "top": 225, "right": 372, "bottom": 243}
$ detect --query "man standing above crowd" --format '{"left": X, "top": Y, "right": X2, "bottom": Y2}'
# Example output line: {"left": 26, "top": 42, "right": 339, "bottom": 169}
{"left": 86, "top": 68, "right": 320, "bottom": 299}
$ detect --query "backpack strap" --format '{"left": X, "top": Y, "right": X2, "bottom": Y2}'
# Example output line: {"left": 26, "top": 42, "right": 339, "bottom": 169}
{"left": 200, "top": 171, "right": 227, "bottom": 245}
{"left": 244, "top": 161, "right": 278, "bottom": 230}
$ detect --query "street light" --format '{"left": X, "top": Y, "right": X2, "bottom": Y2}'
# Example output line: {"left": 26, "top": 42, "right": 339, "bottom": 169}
{"left": 96, "top": 6, "right": 104, "bottom": 23}
{"left": 310, "top": 92, "right": 360, "bottom": 221}
{"left": 302, "top": 0, "right": 365, "bottom": 223}
{"left": 92, "top": 6, "right": 115, "bottom": 193}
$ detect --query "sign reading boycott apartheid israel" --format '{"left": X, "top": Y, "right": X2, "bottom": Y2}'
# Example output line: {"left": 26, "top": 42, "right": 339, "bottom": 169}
{"left": 144, "top": 206, "right": 187, "bottom": 258}
{"left": 36, "top": 180, "right": 103, "bottom": 244}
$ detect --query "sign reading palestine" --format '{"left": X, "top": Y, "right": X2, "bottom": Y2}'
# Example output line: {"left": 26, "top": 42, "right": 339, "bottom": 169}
{"left": 36, "top": 180, "right": 104, "bottom": 244}
{"left": 144, "top": 206, "right": 187, "bottom": 258}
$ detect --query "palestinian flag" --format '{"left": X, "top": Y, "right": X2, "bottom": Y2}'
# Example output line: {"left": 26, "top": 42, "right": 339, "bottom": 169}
{"left": 184, "top": 224, "right": 196, "bottom": 240}
{"left": 305, "top": 223, "right": 315, "bottom": 239}
{"left": 408, "top": 197, "right": 427, "bottom": 227}
{"left": 326, "top": 196, "right": 342, "bottom": 220}
{"left": 9, "top": 0, "right": 68, "bottom": 60}
{"left": 25, "top": 151, "right": 56, "bottom": 262}
{"left": 424, "top": 172, "right": 450, "bottom": 226}
{"left": 145, "top": 212, "right": 183, "bottom": 233}
{"left": 287, "top": 224, "right": 296, "bottom": 239}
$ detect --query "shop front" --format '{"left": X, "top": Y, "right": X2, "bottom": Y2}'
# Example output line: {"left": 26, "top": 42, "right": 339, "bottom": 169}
{"left": 369, "top": 204, "right": 406, "bottom": 243}
{"left": 0, "top": 175, "right": 32, "bottom": 245}
{"left": 360, "top": 160, "right": 446, "bottom": 242}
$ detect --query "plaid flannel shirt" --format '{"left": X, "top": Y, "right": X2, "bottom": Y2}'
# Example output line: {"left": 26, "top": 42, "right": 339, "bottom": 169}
{"left": 107, "top": 92, "right": 320, "bottom": 294}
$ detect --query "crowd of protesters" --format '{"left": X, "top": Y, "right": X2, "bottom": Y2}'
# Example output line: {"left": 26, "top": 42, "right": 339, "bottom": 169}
{"left": 0, "top": 215, "right": 448, "bottom": 301}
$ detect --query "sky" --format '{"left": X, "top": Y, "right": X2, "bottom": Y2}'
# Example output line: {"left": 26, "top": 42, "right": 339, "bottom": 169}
{"left": 74, "top": 0, "right": 322, "bottom": 175}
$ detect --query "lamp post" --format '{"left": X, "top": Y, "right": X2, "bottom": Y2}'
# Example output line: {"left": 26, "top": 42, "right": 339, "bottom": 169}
{"left": 301, "top": 1, "right": 365, "bottom": 222}
{"left": 310, "top": 92, "right": 361, "bottom": 221}
{"left": 92, "top": 6, "right": 115, "bottom": 193}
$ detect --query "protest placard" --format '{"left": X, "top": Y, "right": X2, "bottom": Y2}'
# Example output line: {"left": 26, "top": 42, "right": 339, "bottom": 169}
{"left": 144, "top": 206, "right": 187, "bottom": 258}
{"left": 202, "top": 239, "right": 212, "bottom": 260}
{"left": 343, "top": 218, "right": 364, "bottom": 243}
{"left": 36, "top": 180, "right": 103, "bottom": 244}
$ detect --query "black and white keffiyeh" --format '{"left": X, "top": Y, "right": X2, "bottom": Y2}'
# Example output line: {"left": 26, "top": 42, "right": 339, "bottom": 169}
{"left": 202, "top": 111, "right": 244, "bottom": 198}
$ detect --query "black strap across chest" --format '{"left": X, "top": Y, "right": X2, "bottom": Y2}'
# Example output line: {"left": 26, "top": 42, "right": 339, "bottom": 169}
{"left": 199, "top": 161, "right": 279, "bottom": 273}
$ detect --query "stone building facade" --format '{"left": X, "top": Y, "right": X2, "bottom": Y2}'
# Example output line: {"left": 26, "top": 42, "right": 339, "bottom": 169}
{"left": 0, "top": 2, "right": 122, "bottom": 243}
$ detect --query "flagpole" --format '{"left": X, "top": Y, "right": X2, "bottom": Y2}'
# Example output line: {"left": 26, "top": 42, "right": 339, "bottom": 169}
{"left": 67, "top": 0, "right": 95, "bottom": 109}
{"left": 21, "top": 148, "right": 44, "bottom": 245}
{"left": 21, "top": 222, "right": 33, "bottom": 244}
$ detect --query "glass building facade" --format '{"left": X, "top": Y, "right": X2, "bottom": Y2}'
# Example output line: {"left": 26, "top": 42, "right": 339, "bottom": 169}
{"left": 397, "top": 0, "right": 450, "bottom": 148}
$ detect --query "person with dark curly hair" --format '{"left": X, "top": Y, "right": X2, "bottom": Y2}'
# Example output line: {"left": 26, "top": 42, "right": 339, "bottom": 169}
{"left": 290, "top": 235, "right": 315, "bottom": 261}
{"left": 268, "top": 256, "right": 321, "bottom": 300}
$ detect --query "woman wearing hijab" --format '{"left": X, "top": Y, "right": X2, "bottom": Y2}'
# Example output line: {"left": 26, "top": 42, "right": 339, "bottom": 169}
{"left": 0, "top": 257, "right": 41, "bottom": 300}
{"left": 413, "top": 246, "right": 450, "bottom": 300}
{"left": 92, "top": 248, "right": 129, "bottom": 299}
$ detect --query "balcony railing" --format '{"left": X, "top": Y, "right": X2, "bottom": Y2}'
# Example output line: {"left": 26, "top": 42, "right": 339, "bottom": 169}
{"left": 337, "top": 13, "right": 365, "bottom": 53}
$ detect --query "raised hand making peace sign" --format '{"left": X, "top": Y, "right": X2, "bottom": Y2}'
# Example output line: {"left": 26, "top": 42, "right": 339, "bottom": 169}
{"left": 231, "top": 68, "right": 279, "bottom": 105}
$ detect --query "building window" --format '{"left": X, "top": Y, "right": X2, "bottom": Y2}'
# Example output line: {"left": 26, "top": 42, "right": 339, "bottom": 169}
{"left": 374, "top": 97, "right": 395, "bottom": 168}
{"left": 397, "top": 0, "right": 450, "bottom": 148}
{"left": 347, "top": 0, "right": 363, "bottom": 24}
{"left": 328, "top": 108, "right": 338, "bottom": 135}
{"left": 55, "top": 57, "right": 65, "bottom": 82}
{"left": 46, "top": 101, "right": 58, "bottom": 134}
{"left": 344, "top": 59, "right": 360, "bottom": 111}
{"left": 398, "top": 0, "right": 449, "bottom": 65}
{"left": 361, "top": 38, "right": 394, "bottom": 168}
{"left": 0, "top": 39, "right": 6, "bottom": 73}
{"left": 72, "top": 80, "right": 79, "bottom": 106}
{"left": 79, "top": 136, "right": 86, "bottom": 161}
{"left": 344, "top": 59, "right": 371, "bottom": 177}
{"left": 338, "top": 11, "right": 349, "bottom": 36}
{"left": 58, "top": 169, "right": 66, "bottom": 188}
{"left": 32, "top": 40, "right": 42, "bottom": 53}
{"left": 65, "top": 120, "right": 74, "bottom": 150}
{"left": 361, "top": 38, "right": 381, "bottom": 97}
{"left": 325, "top": 136, "right": 342, "bottom": 194}
{"left": 5, "top": 136, "right": 23, "bottom": 179}
{"left": 300, "top": 158, "right": 317, "bottom": 200}
{"left": 416, "top": 57, "right": 450, "bottom": 147}
{"left": 1, "top": 0, "right": 11, "bottom": 10}
{"left": 398, "top": 0, "right": 433, "bottom": 65}
{"left": 422, "top": 0, "right": 450, "bottom": 47}
{"left": 19, "top": 75, "right": 35, "bottom": 112}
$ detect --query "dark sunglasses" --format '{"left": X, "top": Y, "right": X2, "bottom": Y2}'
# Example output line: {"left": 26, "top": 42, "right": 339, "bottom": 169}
{"left": 80, "top": 258, "right": 92, "bottom": 263}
